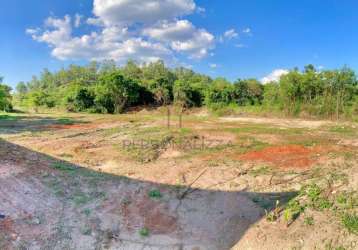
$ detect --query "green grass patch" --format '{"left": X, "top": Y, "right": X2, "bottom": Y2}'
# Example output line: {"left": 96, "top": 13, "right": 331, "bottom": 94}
{"left": 52, "top": 162, "right": 77, "bottom": 172}
{"left": 56, "top": 118, "right": 76, "bottom": 125}
{"left": 329, "top": 125, "right": 357, "bottom": 136}
{"left": 341, "top": 213, "right": 358, "bottom": 235}
{"left": 335, "top": 191, "right": 358, "bottom": 209}
{"left": 0, "top": 114, "right": 19, "bottom": 121}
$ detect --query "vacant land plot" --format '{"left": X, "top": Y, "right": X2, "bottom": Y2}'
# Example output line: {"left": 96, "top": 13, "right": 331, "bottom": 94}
{"left": 0, "top": 111, "right": 357, "bottom": 249}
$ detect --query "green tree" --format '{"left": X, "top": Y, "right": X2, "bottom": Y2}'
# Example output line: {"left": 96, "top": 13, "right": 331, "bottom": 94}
{"left": 0, "top": 77, "right": 12, "bottom": 111}
{"left": 205, "top": 78, "right": 235, "bottom": 106}
{"left": 173, "top": 79, "right": 195, "bottom": 108}
{"left": 95, "top": 72, "right": 140, "bottom": 113}
{"left": 279, "top": 70, "right": 303, "bottom": 115}
{"left": 122, "top": 60, "right": 143, "bottom": 82}
{"left": 174, "top": 67, "right": 211, "bottom": 106}
{"left": 142, "top": 61, "right": 175, "bottom": 104}
{"left": 233, "top": 79, "right": 264, "bottom": 105}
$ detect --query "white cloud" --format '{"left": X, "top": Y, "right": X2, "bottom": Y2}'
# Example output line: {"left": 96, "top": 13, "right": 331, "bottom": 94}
{"left": 242, "top": 28, "right": 251, "bottom": 34}
{"left": 28, "top": 16, "right": 172, "bottom": 63}
{"left": 86, "top": 17, "right": 104, "bottom": 26}
{"left": 143, "top": 20, "right": 214, "bottom": 58}
{"left": 196, "top": 6, "right": 206, "bottom": 14}
{"left": 93, "top": 0, "right": 196, "bottom": 25}
{"left": 74, "top": 14, "right": 82, "bottom": 27}
{"left": 235, "top": 43, "right": 246, "bottom": 48}
{"left": 27, "top": 0, "right": 216, "bottom": 63}
{"left": 143, "top": 20, "right": 196, "bottom": 41}
{"left": 209, "top": 63, "right": 217, "bottom": 68}
{"left": 261, "top": 69, "right": 289, "bottom": 84}
{"left": 30, "top": 15, "right": 72, "bottom": 46}
{"left": 224, "top": 29, "right": 238, "bottom": 39}
{"left": 26, "top": 28, "right": 40, "bottom": 35}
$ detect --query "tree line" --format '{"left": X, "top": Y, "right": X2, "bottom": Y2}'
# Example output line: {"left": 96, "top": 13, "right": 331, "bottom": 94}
{"left": 2, "top": 60, "right": 358, "bottom": 119}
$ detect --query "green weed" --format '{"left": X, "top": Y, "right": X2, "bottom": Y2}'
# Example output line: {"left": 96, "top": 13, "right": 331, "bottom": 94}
{"left": 304, "top": 216, "right": 314, "bottom": 226}
{"left": 341, "top": 213, "right": 358, "bottom": 235}
{"left": 265, "top": 200, "right": 281, "bottom": 222}
{"left": 283, "top": 200, "right": 305, "bottom": 224}
{"left": 139, "top": 228, "right": 149, "bottom": 237}
{"left": 303, "top": 184, "right": 333, "bottom": 210}
{"left": 148, "top": 189, "right": 162, "bottom": 199}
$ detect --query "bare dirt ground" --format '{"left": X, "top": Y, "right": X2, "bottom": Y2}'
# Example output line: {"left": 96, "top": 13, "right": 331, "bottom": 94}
{"left": 0, "top": 111, "right": 357, "bottom": 250}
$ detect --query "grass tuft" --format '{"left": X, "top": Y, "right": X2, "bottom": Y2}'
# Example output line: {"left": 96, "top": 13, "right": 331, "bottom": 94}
{"left": 341, "top": 213, "right": 358, "bottom": 235}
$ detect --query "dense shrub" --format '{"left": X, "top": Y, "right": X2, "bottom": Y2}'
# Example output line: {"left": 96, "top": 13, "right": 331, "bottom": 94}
{"left": 205, "top": 78, "right": 235, "bottom": 106}
{"left": 94, "top": 72, "right": 140, "bottom": 114}
{"left": 65, "top": 86, "right": 95, "bottom": 112}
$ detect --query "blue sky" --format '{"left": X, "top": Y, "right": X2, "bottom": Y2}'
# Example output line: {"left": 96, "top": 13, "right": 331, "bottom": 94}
{"left": 1, "top": 0, "right": 358, "bottom": 88}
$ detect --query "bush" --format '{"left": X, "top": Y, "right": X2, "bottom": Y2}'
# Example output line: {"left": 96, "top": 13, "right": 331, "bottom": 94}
{"left": 95, "top": 72, "right": 140, "bottom": 114}
{"left": 65, "top": 86, "right": 95, "bottom": 112}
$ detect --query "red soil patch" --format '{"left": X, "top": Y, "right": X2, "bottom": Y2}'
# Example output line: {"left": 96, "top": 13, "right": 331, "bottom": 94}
{"left": 0, "top": 217, "right": 17, "bottom": 246}
{"left": 238, "top": 145, "right": 325, "bottom": 169}
{"left": 0, "top": 218, "right": 15, "bottom": 234}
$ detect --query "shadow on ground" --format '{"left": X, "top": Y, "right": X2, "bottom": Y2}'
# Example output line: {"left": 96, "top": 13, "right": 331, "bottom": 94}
{"left": 0, "top": 114, "right": 88, "bottom": 135}
{"left": 0, "top": 138, "right": 298, "bottom": 250}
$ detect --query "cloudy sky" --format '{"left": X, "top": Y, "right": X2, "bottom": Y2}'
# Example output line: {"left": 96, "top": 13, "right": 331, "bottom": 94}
{"left": 2, "top": 0, "right": 358, "bottom": 87}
